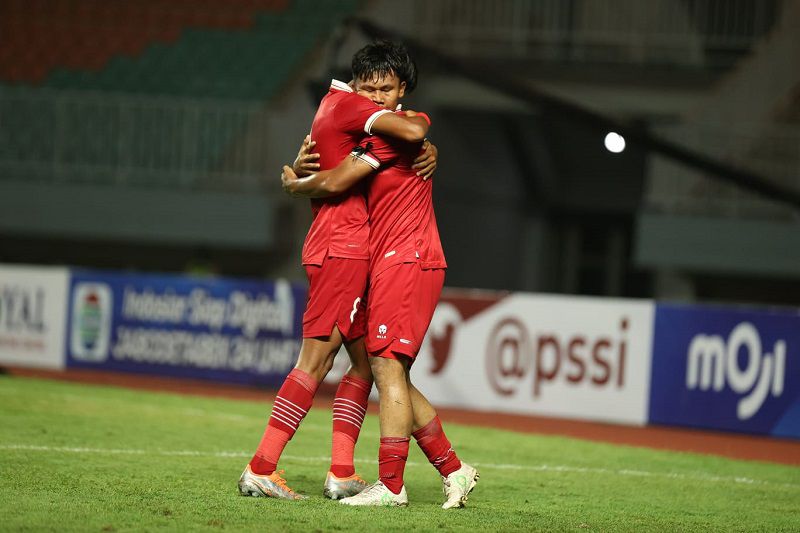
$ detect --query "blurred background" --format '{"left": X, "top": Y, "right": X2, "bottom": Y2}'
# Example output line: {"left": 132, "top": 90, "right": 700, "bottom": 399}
{"left": 1, "top": 0, "right": 798, "bottom": 306}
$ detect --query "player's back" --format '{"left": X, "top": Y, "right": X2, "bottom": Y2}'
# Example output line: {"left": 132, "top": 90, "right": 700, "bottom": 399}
{"left": 301, "top": 80, "right": 389, "bottom": 266}
{"left": 355, "top": 134, "right": 446, "bottom": 278}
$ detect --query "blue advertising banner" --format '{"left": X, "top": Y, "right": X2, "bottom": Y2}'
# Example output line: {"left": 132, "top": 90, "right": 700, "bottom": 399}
{"left": 649, "top": 303, "right": 800, "bottom": 438}
{"left": 66, "top": 270, "right": 305, "bottom": 387}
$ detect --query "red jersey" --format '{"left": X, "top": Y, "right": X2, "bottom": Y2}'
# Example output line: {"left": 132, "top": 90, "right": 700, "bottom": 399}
{"left": 352, "top": 129, "right": 447, "bottom": 278}
{"left": 301, "top": 80, "right": 393, "bottom": 266}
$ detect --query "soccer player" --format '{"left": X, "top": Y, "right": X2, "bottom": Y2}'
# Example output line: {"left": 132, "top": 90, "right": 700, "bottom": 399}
{"left": 281, "top": 41, "right": 479, "bottom": 509}
{"left": 238, "top": 52, "right": 438, "bottom": 500}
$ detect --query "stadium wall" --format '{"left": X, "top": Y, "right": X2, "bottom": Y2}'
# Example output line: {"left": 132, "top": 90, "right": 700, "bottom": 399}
{"left": 0, "top": 264, "right": 797, "bottom": 438}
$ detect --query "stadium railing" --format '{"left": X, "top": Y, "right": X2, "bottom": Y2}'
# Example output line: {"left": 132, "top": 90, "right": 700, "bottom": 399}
{"left": 0, "top": 86, "right": 274, "bottom": 193}
{"left": 403, "top": 0, "right": 783, "bottom": 67}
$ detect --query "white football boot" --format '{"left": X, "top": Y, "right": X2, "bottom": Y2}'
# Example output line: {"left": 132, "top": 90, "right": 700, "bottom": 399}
{"left": 441, "top": 462, "right": 479, "bottom": 509}
{"left": 339, "top": 480, "right": 408, "bottom": 507}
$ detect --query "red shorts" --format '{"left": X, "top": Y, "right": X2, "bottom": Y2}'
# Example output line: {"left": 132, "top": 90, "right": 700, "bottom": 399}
{"left": 365, "top": 262, "right": 445, "bottom": 363}
{"left": 303, "top": 257, "right": 368, "bottom": 340}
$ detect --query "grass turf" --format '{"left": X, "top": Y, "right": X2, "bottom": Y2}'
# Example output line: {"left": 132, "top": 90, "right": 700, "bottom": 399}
{"left": 1, "top": 375, "right": 798, "bottom": 532}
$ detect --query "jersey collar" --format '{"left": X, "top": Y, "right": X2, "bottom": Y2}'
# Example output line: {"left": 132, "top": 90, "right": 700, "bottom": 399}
{"left": 330, "top": 79, "right": 353, "bottom": 93}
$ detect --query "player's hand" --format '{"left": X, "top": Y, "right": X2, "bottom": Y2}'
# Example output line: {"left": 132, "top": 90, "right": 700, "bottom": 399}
{"left": 404, "top": 110, "right": 418, "bottom": 117}
{"left": 293, "top": 135, "right": 320, "bottom": 177}
{"left": 413, "top": 139, "right": 438, "bottom": 180}
{"left": 281, "top": 165, "right": 299, "bottom": 195}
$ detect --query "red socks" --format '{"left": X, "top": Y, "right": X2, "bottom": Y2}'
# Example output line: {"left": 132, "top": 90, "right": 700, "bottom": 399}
{"left": 330, "top": 374, "right": 371, "bottom": 478}
{"left": 412, "top": 416, "right": 462, "bottom": 477}
{"left": 249, "top": 368, "right": 319, "bottom": 475}
{"left": 378, "top": 437, "right": 410, "bottom": 494}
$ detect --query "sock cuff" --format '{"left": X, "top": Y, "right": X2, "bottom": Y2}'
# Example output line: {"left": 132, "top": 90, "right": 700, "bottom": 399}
{"left": 412, "top": 416, "right": 442, "bottom": 441}
{"left": 339, "top": 374, "right": 372, "bottom": 394}
{"left": 286, "top": 368, "right": 319, "bottom": 394}
{"left": 380, "top": 436, "right": 411, "bottom": 445}
{"left": 332, "top": 431, "right": 356, "bottom": 444}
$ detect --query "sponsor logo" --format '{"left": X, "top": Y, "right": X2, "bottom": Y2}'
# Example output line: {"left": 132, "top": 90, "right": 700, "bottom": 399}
{"left": 485, "top": 317, "right": 629, "bottom": 398}
{"left": 0, "top": 284, "right": 46, "bottom": 335}
{"left": 686, "top": 322, "right": 785, "bottom": 420}
{"left": 377, "top": 324, "right": 387, "bottom": 339}
{"left": 70, "top": 283, "right": 113, "bottom": 362}
{"left": 422, "top": 297, "right": 502, "bottom": 375}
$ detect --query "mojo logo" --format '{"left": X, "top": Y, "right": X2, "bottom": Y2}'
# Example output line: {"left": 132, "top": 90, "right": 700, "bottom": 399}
{"left": 485, "top": 316, "right": 629, "bottom": 397}
{"left": 70, "top": 283, "right": 113, "bottom": 362}
{"left": 686, "top": 322, "right": 786, "bottom": 420}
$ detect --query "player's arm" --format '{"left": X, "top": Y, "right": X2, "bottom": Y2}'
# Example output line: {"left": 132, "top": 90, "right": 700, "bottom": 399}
{"left": 291, "top": 135, "right": 320, "bottom": 177}
{"left": 370, "top": 110, "right": 430, "bottom": 143}
{"left": 340, "top": 97, "right": 431, "bottom": 143}
{"left": 413, "top": 139, "right": 438, "bottom": 180}
{"left": 281, "top": 156, "right": 373, "bottom": 198}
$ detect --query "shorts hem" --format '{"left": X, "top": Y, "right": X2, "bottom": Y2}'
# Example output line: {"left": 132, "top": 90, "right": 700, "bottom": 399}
{"left": 367, "top": 338, "right": 417, "bottom": 360}
{"left": 304, "top": 322, "right": 365, "bottom": 341}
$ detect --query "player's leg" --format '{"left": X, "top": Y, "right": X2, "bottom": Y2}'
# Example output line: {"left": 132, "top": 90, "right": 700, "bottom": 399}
{"left": 339, "top": 264, "right": 417, "bottom": 507}
{"left": 325, "top": 335, "right": 373, "bottom": 499}
{"left": 405, "top": 266, "right": 478, "bottom": 508}
{"left": 408, "top": 378, "right": 461, "bottom": 475}
{"left": 241, "top": 257, "right": 364, "bottom": 500}
{"left": 407, "top": 376, "right": 479, "bottom": 508}
{"left": 239, "top": 331, "right": 344, "bottom": 499}
{"left": 340, "top": 352, "right": 412, "bottom": 506}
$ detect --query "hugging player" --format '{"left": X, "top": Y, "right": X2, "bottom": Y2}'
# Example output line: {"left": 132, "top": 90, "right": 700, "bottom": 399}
{"left": 281, "top": 40, "right": 479, "bottom": 508}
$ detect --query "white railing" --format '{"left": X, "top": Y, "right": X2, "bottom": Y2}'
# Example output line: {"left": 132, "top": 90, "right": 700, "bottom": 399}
{"left": 0, "top": 87, "right": 275, "bottom": 192}
{"left": 406, "top": 0, "right": 784, "bottom": 66}
{"left": 646, "top": 122, "right": 800, "bottom": 218}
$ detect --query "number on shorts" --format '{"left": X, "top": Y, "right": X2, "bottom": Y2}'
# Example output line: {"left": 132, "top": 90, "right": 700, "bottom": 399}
{"left": 349, "top": 297, "right": 361, "bottom": 323}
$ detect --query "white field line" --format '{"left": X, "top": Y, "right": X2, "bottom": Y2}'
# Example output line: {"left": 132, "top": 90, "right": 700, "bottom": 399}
{"left": 1, "top": 444, "right": 797, "bottom": 490}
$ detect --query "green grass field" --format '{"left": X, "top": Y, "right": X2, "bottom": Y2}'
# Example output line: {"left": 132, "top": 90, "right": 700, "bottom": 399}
{"left": 1, "top": 375, "right": 798, "bottom": 532}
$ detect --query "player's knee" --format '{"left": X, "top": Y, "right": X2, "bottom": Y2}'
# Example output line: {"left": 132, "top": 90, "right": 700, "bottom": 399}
{"left": 345, "top": 363, "right": 373, "bottom": 383}
{"left": 295, "top": 345, "right": 337, "bottom": 381}
{"left": 369, "top": 356, "right": 405, "bottom": 388}
{"left": 344, "top": 341, "right": 371, "bottom": 380}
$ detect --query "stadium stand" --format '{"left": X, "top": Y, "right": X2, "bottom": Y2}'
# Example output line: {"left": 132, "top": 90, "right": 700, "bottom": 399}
{"left": 0, "top": 0, "right": 356, "bottom": 99}
{"left": 0, "top": 0, "right": 359, "bottom": 191}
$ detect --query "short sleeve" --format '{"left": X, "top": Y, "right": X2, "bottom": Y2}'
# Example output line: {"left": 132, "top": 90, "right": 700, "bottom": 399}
{"left": 350, "top": 135, "right": 399, "bottom": 170}
{"left": 335, "top": 93, "right": 392, "bottom": 135}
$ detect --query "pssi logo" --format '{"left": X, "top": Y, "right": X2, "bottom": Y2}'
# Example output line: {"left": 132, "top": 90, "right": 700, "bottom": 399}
{"left": 686, "top": 322, "right": 786, "bottom": 420}
{"left": 486, "top": 317, "right": 630, "bottom": 398}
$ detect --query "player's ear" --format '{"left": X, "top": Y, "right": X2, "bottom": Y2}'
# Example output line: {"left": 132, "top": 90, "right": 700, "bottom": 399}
{"left": 398, "top": 81, "right": 406, "bottom": 98}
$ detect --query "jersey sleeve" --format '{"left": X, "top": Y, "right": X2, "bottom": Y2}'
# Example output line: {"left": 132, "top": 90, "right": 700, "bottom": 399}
{"left": 334, "top": 93, "right": 392, "bottom": 135}
{"left": 349, "top": 135, "right": 400, "bottom": 170}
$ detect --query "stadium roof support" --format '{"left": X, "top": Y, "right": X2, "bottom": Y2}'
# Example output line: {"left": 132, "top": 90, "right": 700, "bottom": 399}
{"left": 352, "top": 19, "right": 800, "bottom": 213}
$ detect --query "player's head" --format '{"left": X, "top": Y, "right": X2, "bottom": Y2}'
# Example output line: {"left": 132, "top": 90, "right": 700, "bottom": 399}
{"left": 351, "top": 40, "right": 417, "bottom": 110}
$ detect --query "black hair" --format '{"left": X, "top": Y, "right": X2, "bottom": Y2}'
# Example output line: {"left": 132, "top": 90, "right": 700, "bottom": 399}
{"left": 351, "top": 40, "right": 417, "bottom": 93}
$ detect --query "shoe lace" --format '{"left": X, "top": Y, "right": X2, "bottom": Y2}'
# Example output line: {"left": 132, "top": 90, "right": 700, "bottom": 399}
{"left": 442, "top": 473, "right": 463, "bottom": 495}
{"left": 360, "top": 482, "right": 385, "bottom": 497}
{"left": 272, "top": 470, "right": 295, "bottom": 493}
